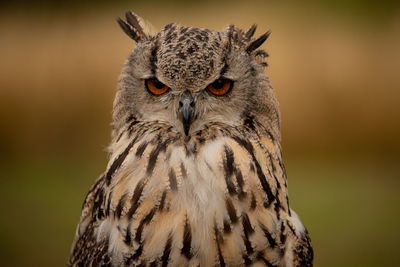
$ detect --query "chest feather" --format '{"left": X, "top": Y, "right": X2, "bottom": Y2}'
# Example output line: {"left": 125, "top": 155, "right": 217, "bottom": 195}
{"left": 98, "top": 129, "right": 290, "bottom": 266}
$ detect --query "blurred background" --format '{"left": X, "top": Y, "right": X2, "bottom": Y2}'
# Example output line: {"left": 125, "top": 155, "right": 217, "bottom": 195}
{"left": 0, "top": 0, "right": 399, "bottom": 266}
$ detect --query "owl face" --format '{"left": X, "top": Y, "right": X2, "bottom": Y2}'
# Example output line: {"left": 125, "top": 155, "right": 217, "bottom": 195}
{"left": 114, "top": 12, "right": 280, "bottom": 139}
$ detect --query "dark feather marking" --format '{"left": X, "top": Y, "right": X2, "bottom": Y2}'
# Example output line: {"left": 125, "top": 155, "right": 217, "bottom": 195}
{"left": 268, "top": 155, "right": 276, "bottom": 172}
{"left": 106, "top": 135, "right": 139, "bottom": 185}
{"left": 161, "top": 234, "right": 173, "bottom": 267}
{"left": 268, "top": 155, "right": 281, "bottom": 189}
{"left": 181, "top": 218, "right": 193, "bottom": 259}
{"left": 280, "top": 221, "right": 287, "bottom": 244}
{"left": 246, "top": 31, "right": 271, "bottom": 53}
{"left": 105, "top": 191, "right": 112, "bottom": 216}
{"left": 243, "top": 115, "right": 256, "bottom": 131}
{"left": 250, "top": 192, "right": 256, "bottom": 210}
{"left": 126, "top": 114, "right": 135, "bottom": 123}
{"left": 214, "top": 222, "right": 226, "bottom": 267}
{"left": 249, "top": 66, "right": 257, "bottom": 76}
{"left": 191, "top": 142, "right": 198, "bottom": 155}
{"left": 278, "top": 157, "right": 287, "bottom": 180}
{"left": 135, "top": 207, "right": 157, "bottom": 242}
{"left": 257, "top": 252, "right": 277, "bottom": 267}
{"left": 127, "top": 120, "right": 140, "bottom": 136}
{"left": 92, "top": 188, "right": 104, "bottom": 220}
{"left": 274, "top": 196, "right": 282, "bottom": 221}
{"left": 97, "top": 209, "right": 104, "bottom": 220}
{"left": 259, "top": 222, "right": 276, "bottom": 248}
{"left": 220, "top": 62, "right": 229, "bottom": 76}
{"left": 294, "top": 231, "right": 314, "bottom": 266}
{"left": 197, "top": 136, "right": 206, "bottom": 144}
{"left": 124, "top": 221, "right": 132, "bottom": 245}
{"left": 168, "top": 168, "right": 178, "bottom": 191}
{"left": 82, "top": 174, "right": 104, "bottom": 210}
{"left": 116, "top": 131, "right": 124, "bottom": 143}
{"left": 242, "top": 213, "right": 255, "bottom": 235}
{"left": 147, "top": 140, "right": 169, "bottom": 175}
{"left": 180, "top": 162, "right": 187, "bottom": 179}
{"left": 163, "top": 23, "right": 173, "bottom": 31}
{"left": 159, "top": 190, "right": 167, "bottom": 211}
{"left": 263, "top": 127, "right": 275, "bottom": 142}
{"left": 125, "top": 244, "right": 143, "bottom": 264}
{"left": 115, "top": 192, "right": 128, "bottom": 218}
{"left": 249, "top": 163, "right": 255, "bottom": 173}
{"left": 196, "top": 130, "right": 203, "bottom": 137}
{"left": 243, "top": 253, "right": 252, "bottom": 265}
{"left": 205, "top": 160, "right": 213, "bottom": 172}
{"left": 214, "top": 219, "right": 224, "bottom": 244}
{"left": 223, "top": 145, "right": 237, "bottom": 195}
{"left": 273, "top": 175, "right": 281, "bottom": 189}
{"left": 225, "top": 198, "right": 238, "bottom": 224}
{"left": 127, "top": 179, "right": 146, "bottom": 218}
{"left": 287, "top": 220, "right": 297, "bottom": 235}
{"left": 235, "top": 168, "right": 246, "bottom": 200}
{"left": 135, "top": 141, "right": 148, "bottom": 158}
{"left": 286, "top": 195, "right": 291, "bottom": 216}
{"left": 241, "top": 213, "right": 254, "bottom": 255}
{"left": 150, "top": 43, "right": 159, "bottom": 73}
{"left": 223, "top": 218, "right": 231, "bottom": 233}
{"left": 149, "top": 260, "right": 158, "bottom": 267}
{"left": 69, "top": 222, "right": 111, "bottom": 265}
{"left": 118, "top": 116, "right": 136, "bottom": 139}
{"left": 274, "top": 200, "right": 281, "bottom": 221}
{"left": 232, "top": 136, "right": 275, "bottom": 207}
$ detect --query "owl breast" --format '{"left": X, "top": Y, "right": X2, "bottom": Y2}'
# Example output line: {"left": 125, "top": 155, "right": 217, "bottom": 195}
{"left": 94, "top": 121, "right": 294, "bottom": 266}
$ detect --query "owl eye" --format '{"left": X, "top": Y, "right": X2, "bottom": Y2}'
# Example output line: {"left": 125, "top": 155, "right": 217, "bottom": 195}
{"left": 207, "top": 78, "right": 233, "bottom": 96}
{"left": 145, "top": 78, "right": 169, "bottom": 95}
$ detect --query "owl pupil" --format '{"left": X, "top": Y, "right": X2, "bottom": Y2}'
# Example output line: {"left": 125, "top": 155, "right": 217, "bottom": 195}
{"left": 212, "top": 79, "right": 224, "bottom": 89}
{"left": 153, "top": 79, "right": 165, "bottom": 89}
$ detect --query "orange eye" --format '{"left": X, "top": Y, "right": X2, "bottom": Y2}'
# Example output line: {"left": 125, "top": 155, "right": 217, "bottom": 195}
{"left": 145, "top": 78, "right": 169, "bottom": 95}
{"left": 207, "top": 78, "right": 233, "bottom": 96}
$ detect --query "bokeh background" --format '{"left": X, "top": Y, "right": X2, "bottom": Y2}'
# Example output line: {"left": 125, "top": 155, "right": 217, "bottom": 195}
{"left": 0, "top": 0, "right": 399, "bottom": 266}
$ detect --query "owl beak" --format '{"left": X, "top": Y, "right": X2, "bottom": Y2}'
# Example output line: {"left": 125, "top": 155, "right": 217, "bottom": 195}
{"left": 179, "top": 90, "right": 195, "bottom": 136}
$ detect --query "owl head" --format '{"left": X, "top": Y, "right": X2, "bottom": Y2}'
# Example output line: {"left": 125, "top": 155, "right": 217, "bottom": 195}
{"left": 112, "top": 11, "right": 280, "bottom": 141}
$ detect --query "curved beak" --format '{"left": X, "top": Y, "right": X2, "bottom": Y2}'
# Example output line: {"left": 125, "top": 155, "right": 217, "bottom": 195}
{"left": 179, "top": 90, "right": 195, "bottom": 136}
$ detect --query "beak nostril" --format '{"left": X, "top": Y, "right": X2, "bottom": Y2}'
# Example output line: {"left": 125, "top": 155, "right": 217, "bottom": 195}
{"left": 190, "top": 101, "right": 195, "bottom": 107}
{"left": 179, "top": 101, "right": 183, "bottom": 107}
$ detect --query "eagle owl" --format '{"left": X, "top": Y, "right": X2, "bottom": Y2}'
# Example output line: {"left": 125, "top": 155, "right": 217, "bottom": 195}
{"left": 68, "top": 11, "right": 313, "bottom": 267}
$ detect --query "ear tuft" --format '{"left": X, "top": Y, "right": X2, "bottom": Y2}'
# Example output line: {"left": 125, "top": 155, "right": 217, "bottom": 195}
{"left": 245, "top": 24, "right": 257, "bottom": 40}
{"left": 246, "top": 30, "right": 271, "bottom": 53}
{"left": 117, "top": 11, "right": 148, "bottom": 42}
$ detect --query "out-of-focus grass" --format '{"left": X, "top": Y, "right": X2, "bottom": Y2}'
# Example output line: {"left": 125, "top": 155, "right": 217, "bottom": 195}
{"left": 0, "top": 158, "right": 398, "bottom": 266}
{"left": 287, "top": 158, "right": 400, "bottom": 267}
{"left": 0, "top": 160, "right": 105, "bottom": 266}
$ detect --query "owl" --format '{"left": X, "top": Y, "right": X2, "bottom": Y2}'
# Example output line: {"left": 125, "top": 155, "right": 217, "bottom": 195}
{"left": 68, "top": 11, "right": 313, "bottom": 267}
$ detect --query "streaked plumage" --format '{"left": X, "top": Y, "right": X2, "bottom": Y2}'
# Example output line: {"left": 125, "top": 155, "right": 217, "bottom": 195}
{"left": 69, "top": 11, "right": 313, "bottom": 267}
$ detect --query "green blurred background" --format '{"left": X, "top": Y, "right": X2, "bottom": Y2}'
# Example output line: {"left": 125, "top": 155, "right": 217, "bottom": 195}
{"left": 0, "top": 0, "right": 399, "bottom": 266}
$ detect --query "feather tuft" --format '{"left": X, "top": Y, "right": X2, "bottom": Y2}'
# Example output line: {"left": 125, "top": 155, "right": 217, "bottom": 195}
{"left": 246, "top": 30, "right": 271, "bottom": 53}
